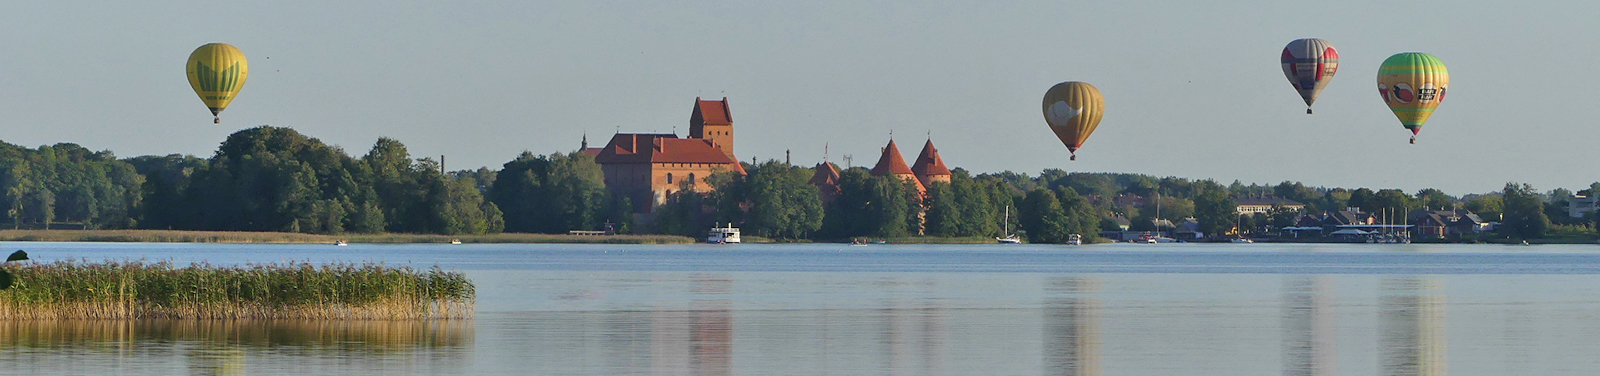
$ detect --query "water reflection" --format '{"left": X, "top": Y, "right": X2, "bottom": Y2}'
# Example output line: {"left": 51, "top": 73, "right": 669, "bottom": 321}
{"left": 648, "top": 274, "right": 733, "bottom": 376}
{"left": 882, "top": 277, "right": 948, "bottom": 376}
{"left": 1381, "top": 276, "right": 1447, "bottom": 376}
{"left": 1045, "top": 277, "right": 1099, "bottom": 376}
{"left": 0, "top": 319, "right": 472, "bottom": 350}
{"left": 1284, "top": 276, "right": 1336, "bottom": 376}
{"left": 0, "top": 319, "right": 471, "bottom": 374}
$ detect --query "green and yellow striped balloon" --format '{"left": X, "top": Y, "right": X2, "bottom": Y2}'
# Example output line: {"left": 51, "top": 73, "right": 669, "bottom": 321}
{"left": 1376, "top": 53, "right": 1448, "bottom": 144}
{"left": 186, "top": 43, "right": 249, "bottom": 124}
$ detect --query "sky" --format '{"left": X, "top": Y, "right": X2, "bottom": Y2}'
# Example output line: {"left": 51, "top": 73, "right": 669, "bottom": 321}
{"left": 0, "top": 0, "right": 1594, "bottom": 196}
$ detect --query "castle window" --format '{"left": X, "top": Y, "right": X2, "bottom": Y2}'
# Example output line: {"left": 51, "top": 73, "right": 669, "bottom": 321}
{"left": 666, "top": 173, "right": 674, "bottom": 184}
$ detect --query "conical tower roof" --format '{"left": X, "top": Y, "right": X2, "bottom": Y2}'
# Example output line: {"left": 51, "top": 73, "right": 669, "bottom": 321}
{"left": 870, "top": 140, "right": 915, "bottom": 177}
{"left": 910, "top": 139, "right": 951, "bottom": 177}
{"left": 809, "top": 161, "right": 841, "bottom": 186}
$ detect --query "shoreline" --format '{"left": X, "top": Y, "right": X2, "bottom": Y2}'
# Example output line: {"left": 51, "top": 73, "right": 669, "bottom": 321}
{"left": 0, "top": 230, "right": 694, "bottom": 245}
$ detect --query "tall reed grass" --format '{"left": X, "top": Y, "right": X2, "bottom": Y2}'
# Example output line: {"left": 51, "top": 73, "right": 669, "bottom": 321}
{"left": 0, "top": 260, "right": 474, "bottom": 320}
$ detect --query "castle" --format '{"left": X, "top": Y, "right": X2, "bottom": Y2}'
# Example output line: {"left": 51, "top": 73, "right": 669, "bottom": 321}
{"left": 588, "top": 97, "right": 954, "bottom": 217}
{"left": 589, "top": 98, "right": 745, "bottom": 213}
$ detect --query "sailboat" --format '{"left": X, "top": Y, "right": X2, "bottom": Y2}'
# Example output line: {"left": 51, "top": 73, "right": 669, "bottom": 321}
{"left": 997, "top": 205, "right": 1022, "bottom": 244}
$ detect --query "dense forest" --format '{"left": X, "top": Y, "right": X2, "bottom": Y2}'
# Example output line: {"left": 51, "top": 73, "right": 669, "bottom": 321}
{"left": 2, "top": 126, "right": 1594, "bottom": 241}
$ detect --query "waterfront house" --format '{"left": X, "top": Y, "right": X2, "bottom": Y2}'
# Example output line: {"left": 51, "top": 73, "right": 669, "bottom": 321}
{"left": 1235, "top": 197, "right": 1306, "bottom": 215}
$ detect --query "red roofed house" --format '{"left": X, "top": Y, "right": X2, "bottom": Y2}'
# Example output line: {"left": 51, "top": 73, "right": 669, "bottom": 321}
{"left": 870, "top": 139, "right": 924, "bottom": 194}
{"left": 910, "top": 139, "right": 951, "bottom": 189}
{"left": 594, "top": 98, "right": 745, "bottom": 213}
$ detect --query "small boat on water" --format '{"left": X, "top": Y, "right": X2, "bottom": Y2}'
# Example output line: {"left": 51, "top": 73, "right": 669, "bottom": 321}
{"left": 1066, "top": 234, "right": 1082, "bottom": 246}
{"left": 1230, "top": 238, "right": 1254, "bottom": 244}
{"left": 708, "top": 223, "right": 741, "bottom": 244}
{"left": 450, "top": 238, "right": 462, "bottom": 245}
{"left": 997, "top": 205, "right": 1022, "bottom": 244}
{"left": 334, "top": 240, "right": 348, "bottom": 246}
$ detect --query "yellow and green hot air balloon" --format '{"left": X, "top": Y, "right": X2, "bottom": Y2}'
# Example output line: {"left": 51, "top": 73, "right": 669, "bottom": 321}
{"left": 1376, "top": 52, "right": 1448, "bottom": 144}
{"left": 1042, "top": 81, "right": 1105, "bottom": 161}
{"left": 186, "top": 43, "right": 249, "bottom": 124}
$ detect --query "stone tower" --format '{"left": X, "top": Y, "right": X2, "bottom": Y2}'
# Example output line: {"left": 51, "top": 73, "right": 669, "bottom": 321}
{"left": 689, "top": 97, "right": 735, "bottom": 161}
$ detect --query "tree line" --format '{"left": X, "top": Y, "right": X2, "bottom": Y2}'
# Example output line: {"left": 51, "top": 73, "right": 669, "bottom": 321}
{"left": 0, "top": 126, "right": 1592, "bottom": 241}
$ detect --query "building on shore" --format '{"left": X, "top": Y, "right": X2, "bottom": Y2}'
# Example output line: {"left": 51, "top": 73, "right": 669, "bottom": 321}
{"left": 593, "top": 98, "right": 745, "bottom": 213}
{"left": 1235, "top": 197, "right": 1306, "bottom": 215}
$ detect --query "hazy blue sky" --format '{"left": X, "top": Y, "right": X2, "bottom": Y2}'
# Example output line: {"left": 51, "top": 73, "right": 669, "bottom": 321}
{"left": 0, "top": 1, "right": 1593, "bottom": 195}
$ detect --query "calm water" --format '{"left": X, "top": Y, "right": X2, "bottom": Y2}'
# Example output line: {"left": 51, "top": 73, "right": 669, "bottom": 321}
{"left": 5, "top": 242, "right": 1600, "bottom": 375}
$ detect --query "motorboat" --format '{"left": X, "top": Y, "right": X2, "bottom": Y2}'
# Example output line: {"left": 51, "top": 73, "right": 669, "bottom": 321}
{"left": 450, "top": 238, "right": 462, "bottom": 245}
{"left": 708, "top": 223, "right": 741, "bottom": 244}
{"left": 1230, "top": 238, "right": 1254, "bottom": 244}
{"left": 334, "top": 240, "right": 348, "bottom": 247}
{"left": 1066, "top": 234, "right": 1082, "bottom": 245}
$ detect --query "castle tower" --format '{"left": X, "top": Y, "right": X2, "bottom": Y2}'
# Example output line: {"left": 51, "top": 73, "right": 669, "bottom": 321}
{"left": 870, "top": 139, "right": 924, "bottom": 194}
{"left": 910, "top": 139, "right": 952, "bottom": 189}
{"left": 690, "top": 97, "right": 735, "bottom": 161}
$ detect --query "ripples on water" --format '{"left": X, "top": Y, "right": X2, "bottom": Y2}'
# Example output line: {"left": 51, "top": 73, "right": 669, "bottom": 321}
{"left": 5, "top": 242, "right": 1600, "bottom": 375}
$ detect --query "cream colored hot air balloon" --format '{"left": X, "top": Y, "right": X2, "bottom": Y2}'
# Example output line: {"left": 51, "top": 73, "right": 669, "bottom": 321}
{"left": 186, "top": 43, "right": 249, "bottom": 124}
{"left": 1281, "top": 38, "right": 1339, "bottom": 114}
{"left": 1376, "top": 53, "right": 1448, "bottom": 144}
{"left": 1042, "top": 82, "right": 1104, "bottom": 161}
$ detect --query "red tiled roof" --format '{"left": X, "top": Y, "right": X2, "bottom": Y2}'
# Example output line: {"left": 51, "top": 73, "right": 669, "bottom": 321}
{"left": 870, "top": 140, "right": 915, "bottom": 176}
{"left": 579, "top": 148, "right": 602, "bottom": 157}
{"left": 910, "top": 139, "right": 951, "bottom": 176}
{"left": 594, "top": 133, "right": 741, "bottom": 168}
{"left": 809, "top": 162, "right": 841, "bottom": 187}
{"left": 694, "top": 97, "right": 732, "bottom": 125}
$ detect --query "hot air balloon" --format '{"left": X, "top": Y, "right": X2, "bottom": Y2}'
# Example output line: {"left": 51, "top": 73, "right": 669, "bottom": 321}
{"left": 1280, "top": 38, "right": 1339, "bottom": 114}
{"left": 186, "top": 43, "right": 249, "bottom": 124}
{"left": 1376, "top": 53, "right": 1448, "bottom": 144}
{"left": 1042, "top": 82, "right": 1104, "bottom": 161}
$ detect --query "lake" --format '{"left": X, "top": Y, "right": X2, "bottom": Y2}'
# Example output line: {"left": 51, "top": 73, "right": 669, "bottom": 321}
{"left": 4, "top": 242, "right": 1600, "bottom": 375}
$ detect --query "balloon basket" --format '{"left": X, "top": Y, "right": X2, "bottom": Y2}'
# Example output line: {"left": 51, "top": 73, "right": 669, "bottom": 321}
{"left": 1409, "top": 136, "right": 1416, "bottom": 144}
{"left": 214, "top": 117, "right": 221, "bottom": 124}
{"left": 1306, "top": 109, "right": 1313, "bottom": 114}
{"left": 1070, "top": 154, "right": 1077, "bottom": 161}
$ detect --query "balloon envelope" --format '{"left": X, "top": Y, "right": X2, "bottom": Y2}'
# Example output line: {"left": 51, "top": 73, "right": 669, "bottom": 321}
{"left": 1280, "top": 38, "right": 1339, "bottom": 113}
{"left": 186, "top": 43, "right": 249, "bottom": 123}
{"left": 1376, "top": 52, "right": 1448, "bottom": 141}
{"left": 1041, "top": 82, "right": 1105, "bottom": 160}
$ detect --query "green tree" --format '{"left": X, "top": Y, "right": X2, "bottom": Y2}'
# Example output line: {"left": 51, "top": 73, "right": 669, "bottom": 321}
{"left": 1415, "top": 188, "right": 1455, "bottom": 210}
{"left": 1501, "top": 182, "right": 1549, "bottom": 240}
{"left": 488, "top": 151, "right": 609, "bottom": 233}
{"left": 1193, "top": 189, "right": 1236, "bottom": 237}
{"left": 1019, "top": 188, "right": 1068, "bottom": 243}
{"left": 719, "top": 161, "right": 825, "bottom": 239}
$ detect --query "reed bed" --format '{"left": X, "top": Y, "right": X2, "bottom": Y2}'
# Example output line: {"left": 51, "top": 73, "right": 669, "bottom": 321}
{"left": 0, "top": 260, "right": 474, "bottom": 320}
{"left": 0, "top": 229, "right": 693, "bottom": 244}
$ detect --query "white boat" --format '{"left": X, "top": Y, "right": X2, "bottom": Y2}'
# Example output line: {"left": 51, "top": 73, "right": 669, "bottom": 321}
{"left": 708, "top": 223, "right": 741, "bottom": 244}
{"left": 997, "top": 205, "right": 1022, "bottom": 244}
{"left": 450, "top": 238, "right": 462, "bottom": 245}
{"left": 1230, "top": 238, "right": 1254, "bottom": 244}
{"left": 334, "top": 240, "right": 348, "bottom": 246}
{"left": 1066, "top": 234, "right": 1082, "bottom": 245}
